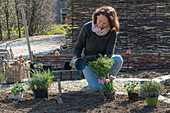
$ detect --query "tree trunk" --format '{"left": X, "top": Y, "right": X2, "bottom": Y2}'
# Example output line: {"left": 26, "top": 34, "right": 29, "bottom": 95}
{"left": 0, "top": 1, "right": 3, "bottom": 40}
{"left": 15, "top": 0, "right": 21, "bottom": 38}
{"left": 28, "top": 1, "right": 36, "bottom": 36}
{"left": 0, "top": 20, "right": 2, "bottom": 41}
{"left": 4, "top": 0, "right": 10, "bottom": 39}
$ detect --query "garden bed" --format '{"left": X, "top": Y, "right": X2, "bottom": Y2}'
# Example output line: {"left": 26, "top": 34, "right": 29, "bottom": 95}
{"left": 118, "top": 69, "right": 170, "bottom": 79}
{"left": 0, "top": 91, "right": 169, "bottom": 113}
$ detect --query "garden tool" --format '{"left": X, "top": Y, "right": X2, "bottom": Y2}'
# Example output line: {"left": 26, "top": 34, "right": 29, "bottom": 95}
{"left": 56, "top": 79, "right": 64, "bottom": 104}
{"left": 18, "top": 4, "right": 34, "bottom": 75}
{"left": 17, "top": 4, "right": 33, "bottom": 63}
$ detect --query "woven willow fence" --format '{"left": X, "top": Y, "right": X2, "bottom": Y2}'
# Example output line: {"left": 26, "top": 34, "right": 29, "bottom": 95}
{"left": 66, "top": 0, "right": 170, "bottom": 54}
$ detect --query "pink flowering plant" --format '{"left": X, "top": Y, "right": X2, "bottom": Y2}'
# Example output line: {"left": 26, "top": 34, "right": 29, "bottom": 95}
{"left": 98, "top": 75, "right": 117, "bottom": 93}
{"left": 88, "top": 54, "right": 117, "bottom": 93}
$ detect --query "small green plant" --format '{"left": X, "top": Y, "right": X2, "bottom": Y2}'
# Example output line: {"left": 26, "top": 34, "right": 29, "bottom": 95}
{"left": 27, "top": 69, "right": 54, "bottom": 90}
{"left": 9, "top": 82, "right": 25, "bottom": 96}
{"left": 140, "top": 80, "right": 166, "bottom": 97}
{"left": 88, "top": 54, "right": 115, "bottom": 78}
{"left": 0, "top": 73, "right": 5, "bottom": 85}
{"left": 124, "top": 82, "right": 139, "bottom": 93}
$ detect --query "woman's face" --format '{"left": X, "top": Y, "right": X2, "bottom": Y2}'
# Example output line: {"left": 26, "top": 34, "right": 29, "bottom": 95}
{"left": 96, "top": 14, "right": 109, "bottom": 29}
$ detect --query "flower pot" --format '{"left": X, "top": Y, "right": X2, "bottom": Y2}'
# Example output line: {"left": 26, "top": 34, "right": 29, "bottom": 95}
{"left": 104, "top": 92, "right": 116, "bottom": 100}
{"left": 128, "top": 92, "right": 139, "bottom": 101}
{"left": 12, "top": 92, "right": 23, "bottom": 99}
{"left": 146, "top": 97, "right": 158, "bottom": 106}
{"left": 32, "top": 89, "right": 49, "bottom": 99}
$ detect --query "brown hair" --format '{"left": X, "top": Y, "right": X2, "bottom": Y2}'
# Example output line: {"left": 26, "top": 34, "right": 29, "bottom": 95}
{"left": 92, "top": 6, "right": 119, "bottom": 33}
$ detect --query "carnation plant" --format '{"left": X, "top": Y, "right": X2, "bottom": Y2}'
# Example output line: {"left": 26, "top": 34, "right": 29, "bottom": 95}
{"left": 98, "top": 75, "right": 117, "bottom": 93}
{"left": 88, "top": 54, "right": 116, "bottom": 93}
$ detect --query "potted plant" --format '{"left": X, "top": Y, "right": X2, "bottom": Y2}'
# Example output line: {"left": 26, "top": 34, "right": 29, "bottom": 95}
{"left": 0, "top": 73, "right": 6, "bottom": 93}
{"left": 139, "top": 80, "right": 166, "bottom": 106}
{"left": 124, "top": 82, "right": 139, "bottom": 101}
{"left": 88, "top": 54, "right": 116, "bottom": 100}
{"left": 9, "top": 82, "right": 25, "bottom": 99}
{"left": 98, "top": 75, "right": 117, "bottom": 100}
{"left": 27, "top": 69, "right": 54, "bottom": 99}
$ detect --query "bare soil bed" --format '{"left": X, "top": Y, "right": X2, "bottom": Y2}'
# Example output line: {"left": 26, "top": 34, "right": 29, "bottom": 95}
{"left": 0, "top": 70, "right": 169, "bottom": 113}
{"left": 0, "top": 91, "right": 169, "bottom": 113}
{"left": 118, "top": 69, "right": 170, "bottom": 79}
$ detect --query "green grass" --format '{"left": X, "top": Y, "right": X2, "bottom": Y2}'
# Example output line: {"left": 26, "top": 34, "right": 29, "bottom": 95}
{"left": 45, "top": 24, "right": 70, "bottom": 35}
{"left": 1, "top": 24, "right": 70, "bottom": 40}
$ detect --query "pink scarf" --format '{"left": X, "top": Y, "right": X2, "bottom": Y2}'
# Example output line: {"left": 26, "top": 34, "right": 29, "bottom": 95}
{"left": 91, "top": 21, "right": 110, "bottom": 36}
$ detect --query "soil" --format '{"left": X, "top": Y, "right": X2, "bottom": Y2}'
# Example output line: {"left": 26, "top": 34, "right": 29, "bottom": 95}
{"left": 162, "top": 83, "right": 170, "bottom": 98}
{"left": 0, "top": 91, "right": 169, "bottom": 113}
{"left": 118, "top": 69, "right": 170, "bottom": 79}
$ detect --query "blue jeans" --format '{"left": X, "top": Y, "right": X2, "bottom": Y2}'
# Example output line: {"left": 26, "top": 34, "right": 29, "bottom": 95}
{"left": 82, "top": 55, "right": 123, "bottom": 92}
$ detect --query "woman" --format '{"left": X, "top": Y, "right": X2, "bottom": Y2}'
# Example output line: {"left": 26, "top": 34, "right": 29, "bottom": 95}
{"left": 72, "top": 6, "right": 123, "bottom": 92}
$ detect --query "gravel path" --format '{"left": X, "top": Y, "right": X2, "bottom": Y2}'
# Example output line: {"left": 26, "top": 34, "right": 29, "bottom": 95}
{"left": 0, "top": 35, "right": 67, "bottom": 59}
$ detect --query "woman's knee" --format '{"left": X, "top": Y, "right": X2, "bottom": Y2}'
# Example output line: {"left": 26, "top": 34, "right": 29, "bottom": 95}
{"left": 111, "top": 55, "right": 123, "bottom": 65}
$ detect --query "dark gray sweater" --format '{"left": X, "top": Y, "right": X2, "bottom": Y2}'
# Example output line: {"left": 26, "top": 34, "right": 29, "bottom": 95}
{"left": 73, "top": 21, "right": 117, "bottom": 59}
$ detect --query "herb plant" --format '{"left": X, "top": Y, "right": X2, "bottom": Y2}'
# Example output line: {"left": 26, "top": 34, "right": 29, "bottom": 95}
{"left": 88, "top": 54, "right": 116, "bottom": 93}
{"left": 88, "top": 54, "right": 115, "bottom": 78}
{"left": 124, "top": 82, "right": 139, "bottom": 93}
{"left": 9, "top": 82, "right": 25, "bottom": 96}
{"left": 140, "top": 80, "right": 166, "bottom": 97}
{"left": 27, "top": 69, "right": 54, "bottom": 90}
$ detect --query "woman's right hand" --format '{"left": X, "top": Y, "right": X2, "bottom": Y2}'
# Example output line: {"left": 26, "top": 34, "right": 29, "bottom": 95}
{"left": 70, "top": 56, "right": 78, "bottom": 69}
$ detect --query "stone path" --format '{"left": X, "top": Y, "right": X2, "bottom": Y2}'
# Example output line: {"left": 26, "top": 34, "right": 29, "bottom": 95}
{"left": 0, "top": 35, "right": 67, "bottom": 59}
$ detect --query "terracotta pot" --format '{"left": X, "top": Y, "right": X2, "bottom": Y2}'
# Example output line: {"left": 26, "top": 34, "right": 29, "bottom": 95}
{"left": 55, "top": 51, "right": 60, "bottom": 57}
{"left": 104, "top": 92, "right": 116, "bottom": 100}
{"left": 126, "top": 50, "right": 131, "bottom": 55}
{"left": 128, "top": 92, "right": 139, "bottom": 101}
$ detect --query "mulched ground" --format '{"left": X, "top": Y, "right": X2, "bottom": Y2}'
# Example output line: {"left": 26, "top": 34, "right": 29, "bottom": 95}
{"left": 0, "top": 91, "right": 169, "bottom": 113}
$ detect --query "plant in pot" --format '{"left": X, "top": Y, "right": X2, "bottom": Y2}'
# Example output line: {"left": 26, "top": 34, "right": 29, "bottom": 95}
{"left": 88, "top": 54, "right": 116, "bottom": 100}
{"left": 124, "top": 82, "right": 139, "bottom": 101}
{"left": 9, "top": 82, "right": 25, "bottom": 99}
{"left": 0, "top": 73, "right": 6, "bottom": 93}
{"left": 139, "top": 80, "right": 166, "bottom": 106}
{"left": 27, "top": 69, "right": 54, "bottom": 99}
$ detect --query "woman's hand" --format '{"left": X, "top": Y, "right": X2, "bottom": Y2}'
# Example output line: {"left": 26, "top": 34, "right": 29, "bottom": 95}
{"left": 72, "top": 56, "right": 78, "bottom": 60}
{"left": 70, "top": 56, "right": 78, "bottom": 69}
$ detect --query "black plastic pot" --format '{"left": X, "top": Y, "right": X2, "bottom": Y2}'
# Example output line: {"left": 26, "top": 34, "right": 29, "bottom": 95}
{"left": 32, "top": 89, "right": 49, "bottom": 99}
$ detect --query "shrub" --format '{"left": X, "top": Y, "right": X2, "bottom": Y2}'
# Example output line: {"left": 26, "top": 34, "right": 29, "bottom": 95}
{"left": 27, "top": 69, "right": 54, "bottom": 90}
{"left": 140, "top": 80, "right": 166, "bottom": 97}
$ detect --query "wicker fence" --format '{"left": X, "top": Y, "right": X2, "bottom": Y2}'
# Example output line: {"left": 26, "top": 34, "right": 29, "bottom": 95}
{"left": 33, "top": 53, "right": 170, "bottom": 71}
{"left": 66, "top": 0, "right": 170, "bottom": 54}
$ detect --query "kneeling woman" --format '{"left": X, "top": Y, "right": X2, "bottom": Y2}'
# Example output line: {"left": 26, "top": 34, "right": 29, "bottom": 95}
{"left": 72, "top": 6, "right": 123, "bottom": 92}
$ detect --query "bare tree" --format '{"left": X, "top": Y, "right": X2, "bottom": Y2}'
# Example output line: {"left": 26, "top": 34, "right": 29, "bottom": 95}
{"left": 15, "top": 0, "right": 21, "bottom": 38}
{"left": 4, "top": 0, "right": 11, "bottom": 39}
{"left": 0, "top": 0, "right": 2, "bottom": 40}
